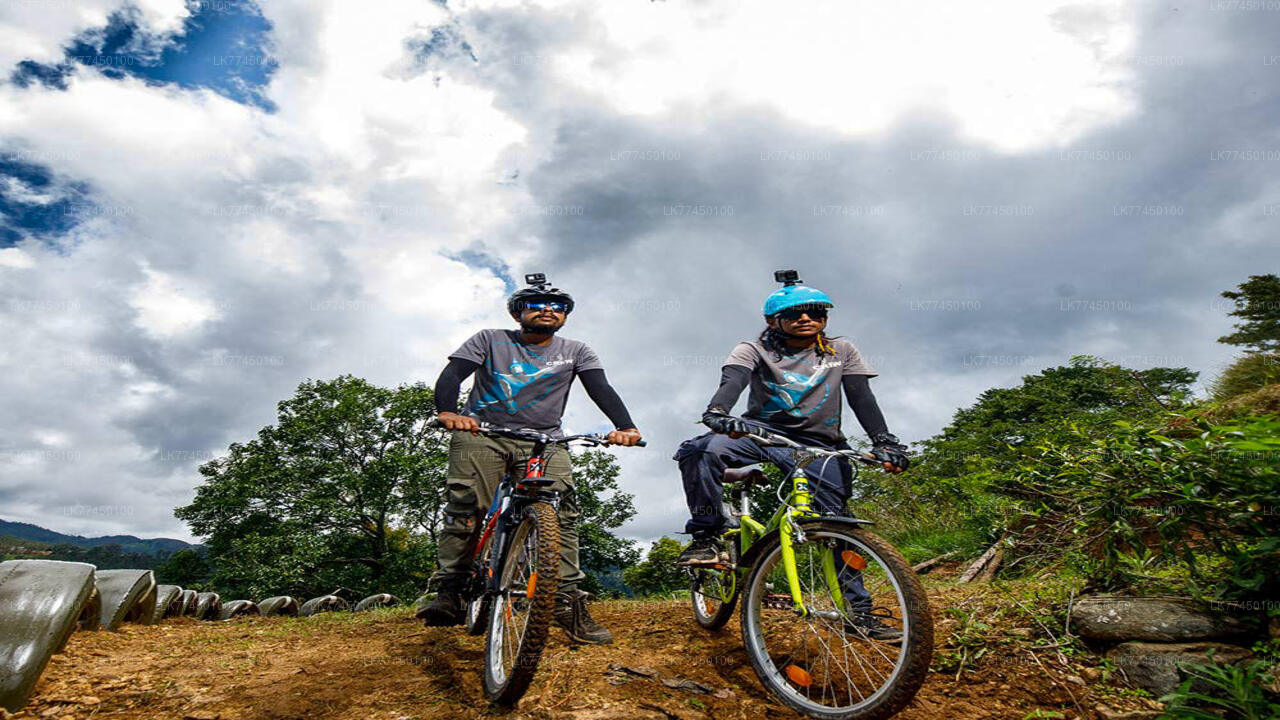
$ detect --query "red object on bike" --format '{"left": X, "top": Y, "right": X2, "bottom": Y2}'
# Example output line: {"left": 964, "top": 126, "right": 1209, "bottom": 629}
{"left": 842, "top": 550, "right": 867, "bottom": 570}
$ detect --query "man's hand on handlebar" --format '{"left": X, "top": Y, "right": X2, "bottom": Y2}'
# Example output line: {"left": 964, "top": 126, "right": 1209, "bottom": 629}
{"left": 437, "top": 411, "right": 481, "bottom": 435}
{"left": 607, "top": 427, "right": 644, "bottom": 447}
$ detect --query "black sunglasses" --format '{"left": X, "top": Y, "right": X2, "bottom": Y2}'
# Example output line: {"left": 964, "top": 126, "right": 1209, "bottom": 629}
{"left": 777, "top": 307, "right": 828, "bottom": 322}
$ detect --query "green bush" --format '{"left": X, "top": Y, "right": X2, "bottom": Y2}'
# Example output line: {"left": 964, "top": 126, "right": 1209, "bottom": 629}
{"left": 1211, "top": 354, "right": 1280, "bottom": 401}
{"left": 1158, "top": 656, "right": 1280, "bottom": 720}
{"left": 1004, "top": 415, "right": 1280, "bottom": 600}
{"left": 622, "top": 537, "right": 688, "bottom": 597}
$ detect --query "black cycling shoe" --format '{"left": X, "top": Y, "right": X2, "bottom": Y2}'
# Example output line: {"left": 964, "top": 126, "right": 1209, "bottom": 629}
{"left": 554, "top": 589, "right": 613, "bottom": 645}
{"left": 678, "top": 536, "right": 723, "bottom": 566}
{"left": 417, "top": 588, "right": 465, "bottom": 627}
{"left": 844, "top": 612, "right": 904, "bottom": 642}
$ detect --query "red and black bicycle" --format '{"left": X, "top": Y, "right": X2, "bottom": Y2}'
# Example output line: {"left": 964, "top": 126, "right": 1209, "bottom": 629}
{"left": 450, "top": 424, "right": 643, "bottom": 705}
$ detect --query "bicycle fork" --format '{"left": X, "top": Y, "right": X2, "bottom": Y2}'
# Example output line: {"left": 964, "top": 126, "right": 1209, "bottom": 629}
{"left": 779, "top": 473, "right": 849, "bottom": 619}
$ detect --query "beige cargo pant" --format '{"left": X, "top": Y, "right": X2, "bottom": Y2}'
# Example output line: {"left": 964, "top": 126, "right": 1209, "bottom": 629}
{"left": 429, "top": 431, "right": 583, "bottom": 592}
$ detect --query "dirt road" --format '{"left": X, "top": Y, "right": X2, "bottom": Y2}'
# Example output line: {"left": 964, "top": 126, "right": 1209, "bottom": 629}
{"left": 12, "top": 582, "right": 1159, "bottom": 720}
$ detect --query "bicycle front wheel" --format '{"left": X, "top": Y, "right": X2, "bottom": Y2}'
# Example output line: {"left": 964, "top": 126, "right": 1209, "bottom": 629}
{"left": 483, "top": 502, "right": 561, "bottom": 706}
{"left": 740, "top": 522, "right": 933, "bottom": 720}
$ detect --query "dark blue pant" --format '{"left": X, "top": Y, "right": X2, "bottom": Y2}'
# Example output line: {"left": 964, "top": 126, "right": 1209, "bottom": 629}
{"left": 674, "top": 432, "right": 872, "bottom": 612}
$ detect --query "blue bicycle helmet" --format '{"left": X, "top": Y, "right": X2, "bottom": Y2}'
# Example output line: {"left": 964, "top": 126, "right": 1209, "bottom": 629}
{"left": 763, "top": 270, "right": 834, "bottom": 317}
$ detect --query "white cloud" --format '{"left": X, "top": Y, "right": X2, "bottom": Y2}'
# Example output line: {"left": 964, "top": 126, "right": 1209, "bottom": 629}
{"left": 0, "top": 0, "right": 189, "bottom": 69}
{"left": 128, "top": 264, "right": 219, "bottom": 337}
{"left": 463, "top": 0, "right": 1137, "bottom": 151}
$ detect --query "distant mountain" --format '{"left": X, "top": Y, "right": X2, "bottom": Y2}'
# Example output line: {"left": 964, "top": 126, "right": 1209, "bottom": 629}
{"left": 0, "top": 518, "right": 198, "bottom": 556}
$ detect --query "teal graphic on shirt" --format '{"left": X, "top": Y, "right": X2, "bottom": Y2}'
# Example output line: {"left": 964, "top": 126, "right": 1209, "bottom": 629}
{"left": 722, "top": 337, "right": 877, "bottom": 444}
{"left": 449, "top": 329, "right": 604, "bottom": 435}
{"left": 473, "top": 356, "right": 564, "bottom": 414}
{"left": 761, "top": 370, "right": 831, "bottom": 419}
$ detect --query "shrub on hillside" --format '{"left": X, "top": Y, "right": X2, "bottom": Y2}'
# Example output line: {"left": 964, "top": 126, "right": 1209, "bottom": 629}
{"left": 1211, "top": 353, "right": 1280, "bottom": 401}
{"left": 1003, "top": 415, "right": 1280, "bottom": 601}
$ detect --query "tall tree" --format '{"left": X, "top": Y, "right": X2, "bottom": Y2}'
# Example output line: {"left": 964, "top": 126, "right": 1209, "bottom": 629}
{"left": 1218, "top": 273, "right": 1280, "bottom": 353}
{"left": 622, "top": 537, "right": 688, "bottom": 597}
{"left": 175, "top": 376, "right": 449, "bottom": 599}
{"left": 569, "top": 449, "right": 640, "bottom": 596}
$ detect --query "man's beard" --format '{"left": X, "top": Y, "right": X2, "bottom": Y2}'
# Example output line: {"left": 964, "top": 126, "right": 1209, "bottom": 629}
{"left": 521, "top": 319, "right": 562, "bottom": 335}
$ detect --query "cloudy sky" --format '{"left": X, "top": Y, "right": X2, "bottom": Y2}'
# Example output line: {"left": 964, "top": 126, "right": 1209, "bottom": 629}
{"left": 1, "top": 0, "right": 1277, "bottom": 544}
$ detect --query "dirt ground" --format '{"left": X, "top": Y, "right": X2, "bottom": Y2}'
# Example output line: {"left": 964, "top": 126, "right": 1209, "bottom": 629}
{"left": 10, "top": 580, "right": 1163, "bottom": 720}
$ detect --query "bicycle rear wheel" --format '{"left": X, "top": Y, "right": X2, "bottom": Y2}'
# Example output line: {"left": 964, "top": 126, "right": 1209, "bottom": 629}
{"left": 740, "top": 522, "right": 932, "bottom": 720}
{"left": 465, "top": 526, "right": 497, "bottom": 636}
{"left": 690, "top": 538, "right": 738, "bottom": 630}
{"left": 483, "top": 502, "right": 560, "bottom": 706}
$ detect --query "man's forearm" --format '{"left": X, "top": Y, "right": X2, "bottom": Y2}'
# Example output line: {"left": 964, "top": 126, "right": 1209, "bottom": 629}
{"left": 578, "top": 369, "right": 636, "bottom": 429}
{"left": 434, "top": 357, "right": 480, "bottom": 414}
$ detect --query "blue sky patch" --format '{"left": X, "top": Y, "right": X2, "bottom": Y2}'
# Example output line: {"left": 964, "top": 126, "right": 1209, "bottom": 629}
{"left": 448, "top": 245, "right": 515, "bottom": 292}
{"left": 10, "top": 0, "right": 277, "bottom": 111}
{"left": 0, "top": 156, "right": 91, "bottom": 248}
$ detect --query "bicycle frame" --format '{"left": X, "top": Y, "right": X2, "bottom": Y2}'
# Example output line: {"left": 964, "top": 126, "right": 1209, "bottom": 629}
{"left": 470, "top": 438, "right": 562, "bottom": 597}
{"left": 720, "top": 446, "right": 865, "bottom": 617}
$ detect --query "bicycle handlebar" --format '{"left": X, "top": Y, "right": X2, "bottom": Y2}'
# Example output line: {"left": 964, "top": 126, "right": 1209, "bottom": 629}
{"left": 707, "top": 415, "right": 879, "bottom": 466}
{"left": 433, "top": 419, "right": 646, "bottom": 448}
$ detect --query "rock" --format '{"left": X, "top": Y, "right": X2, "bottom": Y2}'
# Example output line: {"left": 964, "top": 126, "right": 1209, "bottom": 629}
{"left": 1106, "top": 641, "right": 1253, "bottom": 697}
{"left": 1270, "top": 615, "right": 1280, "bottom": 640}
{"left": 1008, "top": 627, "right": 1034, "bottom": 637}
{"left": 1065, "top": 674, "right": 1087, "bottom": 686}
{"left": 1071, "top": 596, "right": 1255, "bottom": 642}
{"left": 1080, "top": 666, "right": 1102, "bottom": 682}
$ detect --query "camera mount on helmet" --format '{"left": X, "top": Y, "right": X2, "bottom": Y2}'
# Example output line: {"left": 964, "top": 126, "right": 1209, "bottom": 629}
{"left": 507, "top": 272, "right": 575, "bottom": 316}
{"left": 762, "top": 269, "right": 834, "bottom": 318}
{"left": 774, "top": 269, "right": 802, "bottom": 286}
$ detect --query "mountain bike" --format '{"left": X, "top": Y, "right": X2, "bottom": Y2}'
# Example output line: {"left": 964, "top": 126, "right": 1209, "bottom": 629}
{"left": 685, "top": 419, "right": 933, "bottom": 720}
{"left": 446, "top": 423, "right": 644, "bottom": 705}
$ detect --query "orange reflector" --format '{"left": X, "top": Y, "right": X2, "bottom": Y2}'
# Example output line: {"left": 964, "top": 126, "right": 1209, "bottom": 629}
{"left": 526, "top": 571, "right": 538, "bottom": 598}
{"left": 842, "top": 550, "right": 867, "bottom": 570}
{"left": 784, "top": 664, "right": 813, "bottom": 687}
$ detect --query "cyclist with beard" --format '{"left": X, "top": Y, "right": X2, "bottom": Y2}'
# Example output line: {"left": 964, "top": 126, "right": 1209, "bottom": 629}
{"left": 673, "top": 271, "right": 910, "bottom": 639}
{"left": 420, "top": 274, "right": 642, "bottom": 644}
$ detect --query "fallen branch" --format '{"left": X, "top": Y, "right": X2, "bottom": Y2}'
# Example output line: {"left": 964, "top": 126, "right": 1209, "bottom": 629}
{"left": 958, "top": 537, "right": 1006, "bottom": 583}
{"left": 976, "top": 547, "right": 1004, "bottom": 582}
{"left": 911, "top": 551, "right": 959, "bottom": 574}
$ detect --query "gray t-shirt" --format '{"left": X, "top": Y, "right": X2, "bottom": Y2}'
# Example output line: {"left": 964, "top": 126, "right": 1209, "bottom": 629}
{"left": 451, "top": 329, "right": 603, "bottom": 434}
{"left": 724, "top": 337, "right": 876, "bottom": 444}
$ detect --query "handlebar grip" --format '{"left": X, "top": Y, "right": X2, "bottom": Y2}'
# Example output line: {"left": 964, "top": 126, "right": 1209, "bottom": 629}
{"left": 635, "top": 440, "right": 647, "bottom": 447}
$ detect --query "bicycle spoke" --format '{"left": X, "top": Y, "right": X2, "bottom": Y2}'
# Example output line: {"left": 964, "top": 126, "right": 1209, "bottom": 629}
{"left": 745, "top": 529, "right": 911, "bottom": 714}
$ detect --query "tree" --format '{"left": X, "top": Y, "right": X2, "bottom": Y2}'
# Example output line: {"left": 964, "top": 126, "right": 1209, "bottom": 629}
{"left": 155, "top": 549, "right": 211, "bottom": 589}
{"left": 622, "top": 537, "right": 688, "bottom": 597}
{"left": 569, "top": 450, "right": 641, "bottom": 597}
{"left": 1218, "top": 274, "right": 1280, "bottom": 353}
{"left": 175, "top": 376, "right": 450, "bottom": 600}
{"left": 175, "top": 376, "right": 645, "bottom": 601}
{"left": 917, "top": 355, "right": 1196, "bottom": 480}
{"left": 854, "top": 356, "right": 1200, "bottom": 562}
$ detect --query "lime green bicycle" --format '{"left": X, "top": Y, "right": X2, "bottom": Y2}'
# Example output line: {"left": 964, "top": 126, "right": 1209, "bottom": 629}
{"left": 686, "top": 420, "right": 933, "bottom": 720}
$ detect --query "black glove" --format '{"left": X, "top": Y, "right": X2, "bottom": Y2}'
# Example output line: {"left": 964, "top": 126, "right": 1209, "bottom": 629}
{"left": 869, "top": 432, "right": 910, "bottom": 471}
{"left": 702, "top": 410, "right": 753, "bottom": 436}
